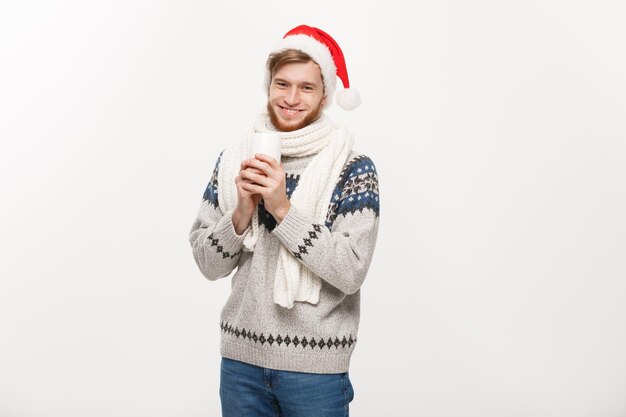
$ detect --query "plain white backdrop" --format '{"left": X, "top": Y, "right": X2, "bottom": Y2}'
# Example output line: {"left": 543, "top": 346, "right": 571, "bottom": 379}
{"left": 1, "top": 1, "right": 625, "bottom": 416}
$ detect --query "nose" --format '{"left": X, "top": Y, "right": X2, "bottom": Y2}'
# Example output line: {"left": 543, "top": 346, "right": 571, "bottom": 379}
{"left": 284, "top": 87, "right": 300, "bottom": 106}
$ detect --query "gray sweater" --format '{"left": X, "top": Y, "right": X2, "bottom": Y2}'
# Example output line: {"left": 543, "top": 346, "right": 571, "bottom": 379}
{"left": 189, "top": 149, "right": 380, "bottom": 374}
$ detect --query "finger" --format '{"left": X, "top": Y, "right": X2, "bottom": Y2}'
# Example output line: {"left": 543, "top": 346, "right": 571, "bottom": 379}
{"left": 245, "top": 158, "right": 273, "bottom": 176}
{"left": 254, "top": 153, "right": 279, "bottom": 169}
{"left": 236, "top": 175, "right": 256, "bottom": 186}
{"left": 240, "top": 170, "right": 271, "bottom": 187}
{"left": 235, "top": 178, "right": 259, "bottom": 197}
{"left": 241, "top": 160, "right": 255, "bottom": 171}
{"left": 237, "top": 174, "right": 259, "bottom": 185}
{"left": 241, "top": 182, "right": 263, "bottom": 195}
{"left": 243, "top": 166, "right": 265, "bottom": 176}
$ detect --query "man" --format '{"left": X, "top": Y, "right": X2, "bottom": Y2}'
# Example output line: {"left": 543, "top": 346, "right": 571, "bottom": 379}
{"left": 189, "top": 25, "right": 380, "bottom": 416}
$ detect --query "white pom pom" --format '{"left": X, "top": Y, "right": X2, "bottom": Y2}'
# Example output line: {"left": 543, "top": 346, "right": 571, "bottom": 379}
{"left": 336, "top": 88, "right": 361, "bottom": 111}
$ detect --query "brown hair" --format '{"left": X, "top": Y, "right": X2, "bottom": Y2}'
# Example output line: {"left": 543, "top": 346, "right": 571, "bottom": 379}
{"left": 266, "top": 49, "right": 324, "bottom": 92}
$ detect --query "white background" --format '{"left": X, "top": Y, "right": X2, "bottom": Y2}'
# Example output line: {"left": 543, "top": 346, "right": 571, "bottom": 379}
{"left": 1, "top": 1, "right": 625, "bottom": 416}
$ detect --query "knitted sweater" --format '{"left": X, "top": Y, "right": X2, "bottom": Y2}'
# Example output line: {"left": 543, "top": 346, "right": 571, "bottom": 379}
{"left": 189, "top": 147, "right": 380, "bottom": 374}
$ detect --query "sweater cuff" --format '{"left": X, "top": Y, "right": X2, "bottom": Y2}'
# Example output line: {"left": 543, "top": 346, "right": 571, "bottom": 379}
{"left": 271, "top": 205, "right": 314, "bottom": 246}
{"left": 211, "top": 209, "right": 249, "bottom": 250}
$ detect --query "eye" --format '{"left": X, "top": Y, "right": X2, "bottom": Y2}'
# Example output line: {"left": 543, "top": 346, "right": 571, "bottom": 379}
{"left": 275, "top": 81, "right": 288, "bottom": 88}
{"left": 303, "top": 85, "right": 314, "bottom": 91}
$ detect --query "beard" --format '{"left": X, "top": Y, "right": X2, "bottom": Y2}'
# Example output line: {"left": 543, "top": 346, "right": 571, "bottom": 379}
{"left": 267, "top": 100, "right": 324, "bottom": 132}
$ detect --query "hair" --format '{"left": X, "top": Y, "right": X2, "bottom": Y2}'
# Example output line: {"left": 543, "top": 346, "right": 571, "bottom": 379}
{"left": 266, "top": 49, "right": 325, "bottom": 93}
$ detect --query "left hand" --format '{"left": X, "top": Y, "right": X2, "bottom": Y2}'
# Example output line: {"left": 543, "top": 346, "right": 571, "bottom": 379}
{"left": 240, "top": 153, "right": 291, "bottom": 222}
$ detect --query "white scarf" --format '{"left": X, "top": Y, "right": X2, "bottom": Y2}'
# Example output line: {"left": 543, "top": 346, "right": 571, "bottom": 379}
{"left": 217, "top": 112, "right": 353, "bottom": 308}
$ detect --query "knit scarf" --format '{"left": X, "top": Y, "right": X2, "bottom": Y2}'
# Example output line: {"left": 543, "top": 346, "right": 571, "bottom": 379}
{"left": 217, "top": 112, "right": 353, "bottom": 309}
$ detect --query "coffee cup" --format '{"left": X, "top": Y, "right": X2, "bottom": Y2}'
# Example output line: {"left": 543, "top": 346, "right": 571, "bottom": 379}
{"left": 250, "top": 132, "right": 281, "bottom": 163}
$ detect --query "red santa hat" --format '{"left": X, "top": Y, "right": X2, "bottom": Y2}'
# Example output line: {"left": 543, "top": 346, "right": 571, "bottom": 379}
{"left": 264, "top": 25, "right": 361, "bottom": 111}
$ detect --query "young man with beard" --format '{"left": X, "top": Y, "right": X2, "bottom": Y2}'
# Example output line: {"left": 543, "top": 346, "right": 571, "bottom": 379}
{"left": 189, "top": 25, "right": 380, "bottom": 416}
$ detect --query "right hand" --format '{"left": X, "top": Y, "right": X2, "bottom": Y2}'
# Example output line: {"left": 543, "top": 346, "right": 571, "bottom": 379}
{"left": 232, "top": 162, "right": 263, "bottom": 234}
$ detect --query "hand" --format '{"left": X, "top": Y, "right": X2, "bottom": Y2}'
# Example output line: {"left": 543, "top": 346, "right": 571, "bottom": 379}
{"left": 232, "top": 161, "right": 263, "bottom": 234}
{"left": 239, "top": 154, "right": 291, "bottom": 222}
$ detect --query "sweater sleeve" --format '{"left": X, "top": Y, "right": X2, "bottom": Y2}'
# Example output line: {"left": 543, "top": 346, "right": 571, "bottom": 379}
{"left": 271, "top": 155, "right": 380, "bottom": 295}
{"left": 189, "top": 152, "right": 249, "bottom": 281}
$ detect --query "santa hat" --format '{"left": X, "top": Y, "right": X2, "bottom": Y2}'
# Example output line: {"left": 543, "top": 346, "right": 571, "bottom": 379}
{"left": 265, "top": 25, "right": 361, "bottom": 111}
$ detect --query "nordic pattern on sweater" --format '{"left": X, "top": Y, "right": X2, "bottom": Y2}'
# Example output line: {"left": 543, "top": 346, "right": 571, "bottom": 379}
{"left": 202, "top": 153, "right": 378, "bottom": 232}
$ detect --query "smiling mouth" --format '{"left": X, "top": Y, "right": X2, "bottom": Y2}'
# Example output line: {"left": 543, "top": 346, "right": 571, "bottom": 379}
{"left": 278, "top": 105, "right": 303, "bottom": 116}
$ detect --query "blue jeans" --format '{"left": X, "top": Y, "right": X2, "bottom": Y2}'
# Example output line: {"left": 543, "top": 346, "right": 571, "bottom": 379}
{"left": 220, "top": 357, "right": 355, "bottom": 417}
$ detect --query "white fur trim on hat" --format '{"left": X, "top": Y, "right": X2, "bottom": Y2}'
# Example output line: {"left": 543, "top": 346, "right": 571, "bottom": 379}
{"left": 336, "top": 88, "right": 361, "bottom": 111}
{"left": 264, "top": 34, "right": 338, "bottom": 108}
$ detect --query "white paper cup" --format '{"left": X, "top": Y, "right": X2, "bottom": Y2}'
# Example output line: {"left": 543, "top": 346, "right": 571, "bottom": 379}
{"left": 250, "top": 132, "right": 281, "bottom": 163}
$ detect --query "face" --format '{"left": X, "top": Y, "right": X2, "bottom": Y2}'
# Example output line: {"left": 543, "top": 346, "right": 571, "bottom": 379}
{"left": 267, "top": 61, "right": 326, "bottom": 132}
